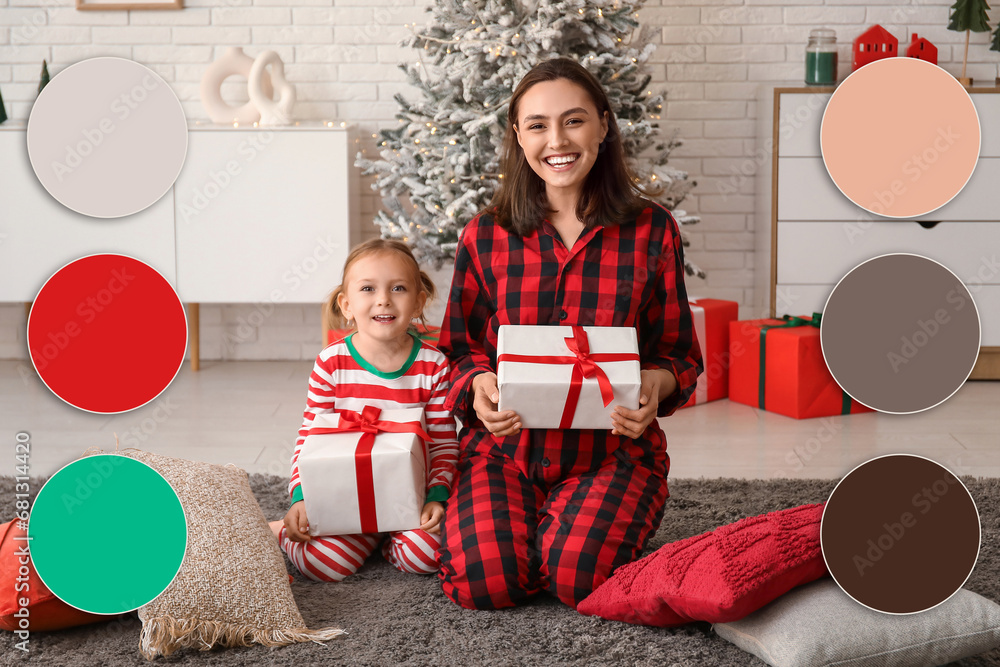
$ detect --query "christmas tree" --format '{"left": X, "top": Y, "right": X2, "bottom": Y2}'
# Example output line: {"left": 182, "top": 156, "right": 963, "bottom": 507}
{"left": 947, "top": 0, "right": 992, "bottom": 79}
{"left": 356, "top": 0, "right": 703, "bottom": 277}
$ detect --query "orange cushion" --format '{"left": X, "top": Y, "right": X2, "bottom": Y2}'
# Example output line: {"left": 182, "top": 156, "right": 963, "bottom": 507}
{"left": 0, "top": 519, "right": 106, "bottom": 632}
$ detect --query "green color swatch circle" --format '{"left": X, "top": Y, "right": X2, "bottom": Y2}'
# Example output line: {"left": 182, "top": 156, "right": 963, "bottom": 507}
{"left": 29, "top": 455, "right": 186, "bottom": 614}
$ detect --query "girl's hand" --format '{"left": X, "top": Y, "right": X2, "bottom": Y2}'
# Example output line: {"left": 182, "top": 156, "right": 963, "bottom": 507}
{"left": 283, "top": 501, "right": 312, "bottom": 542}
{"left": 418, "top": 501, "right": 445, "bottom": 535}
{"left": 471, "top": 372, "right": 522, "bottom": 437}
{"left": 611, "top": 369, "right": 678, "bottom": 439}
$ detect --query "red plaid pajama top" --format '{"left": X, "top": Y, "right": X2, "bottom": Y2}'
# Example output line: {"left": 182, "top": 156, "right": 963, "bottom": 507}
{"left": 439, "top": 201, "right": 704, "bottom": 466}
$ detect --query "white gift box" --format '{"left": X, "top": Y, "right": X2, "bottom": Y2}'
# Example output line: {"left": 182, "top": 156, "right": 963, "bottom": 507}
{"left": 297, "top": 407, "right": 428, "bottom": 537}
{"left": 497, "top": 325, "right": 641, "bottom": 430}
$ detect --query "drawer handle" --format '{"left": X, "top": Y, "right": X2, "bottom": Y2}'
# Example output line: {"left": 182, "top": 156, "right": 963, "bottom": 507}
{"left": 916, "top": 220, "right": 941, "bottom": 229}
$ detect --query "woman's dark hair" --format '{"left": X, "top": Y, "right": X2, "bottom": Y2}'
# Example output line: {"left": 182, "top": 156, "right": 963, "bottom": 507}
{"left": 485, "top": 57, "right": 658, "bottom": 236}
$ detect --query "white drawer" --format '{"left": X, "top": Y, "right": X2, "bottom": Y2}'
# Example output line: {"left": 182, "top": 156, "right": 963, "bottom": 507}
{"left": 778, "top": 92, "right": 1000, "bottom": 158}
{"left": 776, "top": 93, "right": 829, "bottom": 158}
{"left": 777, "top": 221, "right": 1000, "bottom": 286}
{"left": 778, "top": 157, "right": 998, "bottom": 222}
{"left": 776, "top": 283, "right": 1000, "bottom": 346}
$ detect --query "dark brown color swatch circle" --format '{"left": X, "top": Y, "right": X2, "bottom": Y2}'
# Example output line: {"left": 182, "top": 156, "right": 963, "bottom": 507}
{"left": 821, "top": 253, "right": 980, "bottom": 414}
{"left": 821, "top": 455, "right": 980, "bottom": 614}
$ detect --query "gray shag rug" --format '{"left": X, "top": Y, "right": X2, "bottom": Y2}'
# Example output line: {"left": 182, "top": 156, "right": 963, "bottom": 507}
{"left": 2, "top": 474, "right": 999, "bottom": 666}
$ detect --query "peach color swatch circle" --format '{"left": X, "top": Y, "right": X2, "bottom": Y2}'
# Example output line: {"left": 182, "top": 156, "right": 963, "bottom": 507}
{"left": 821, "top": 58, "right": 980, "bottom": 218}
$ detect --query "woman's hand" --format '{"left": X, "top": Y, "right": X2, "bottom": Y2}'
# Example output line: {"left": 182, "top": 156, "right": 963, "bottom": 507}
{"left": 418, "top": 501, "right": 445, "bottom": 535}
{"left": 611, "top": 368, "right": 678, "bottom": 439}
{"left": 471, "top": 372, "right": 522, "bottom": 437}
{"left": 283, "top": 501, "right": 312, "bottom": 542}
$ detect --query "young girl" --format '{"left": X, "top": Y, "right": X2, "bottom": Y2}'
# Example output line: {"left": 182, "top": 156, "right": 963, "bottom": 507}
{"left": 269, "top": 239, "right": 459, "bottom": 582}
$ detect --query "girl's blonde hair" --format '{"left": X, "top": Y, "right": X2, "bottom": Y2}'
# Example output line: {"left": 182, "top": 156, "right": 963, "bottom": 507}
{"left": 325, "top": 238, "right": 437, "bottom": 332}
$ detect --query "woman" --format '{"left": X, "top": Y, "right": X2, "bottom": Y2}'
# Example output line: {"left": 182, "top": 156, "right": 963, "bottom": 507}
{"left": 437, "top": 57, "right": 703, "bottom": 610}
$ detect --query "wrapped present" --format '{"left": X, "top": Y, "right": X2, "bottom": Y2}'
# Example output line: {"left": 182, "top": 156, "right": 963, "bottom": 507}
{"left": 497, "top": 325, "right": 641, "bottom": 430}
{"left": 298, "top": 406, "right": 430, "bottom": 536}
{"left": 728, "top": 313, "right": 873, "bottom": 419}
{"left": 679, "top": 298, "right": 740, "bottom": 410}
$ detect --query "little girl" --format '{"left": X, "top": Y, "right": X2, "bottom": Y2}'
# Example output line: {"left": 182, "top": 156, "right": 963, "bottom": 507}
{"left": 269, "top": 239, "right": 458, "bottom": 581}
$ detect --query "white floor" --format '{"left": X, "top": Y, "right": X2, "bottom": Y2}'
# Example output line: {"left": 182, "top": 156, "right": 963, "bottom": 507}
{"left": 3, "top": 359, "right": 999, "bottom": 481}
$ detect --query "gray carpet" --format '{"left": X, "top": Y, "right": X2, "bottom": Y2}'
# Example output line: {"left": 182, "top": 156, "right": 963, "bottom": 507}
{"left": 2, "top": 474, "right": 999, "bottom": 666}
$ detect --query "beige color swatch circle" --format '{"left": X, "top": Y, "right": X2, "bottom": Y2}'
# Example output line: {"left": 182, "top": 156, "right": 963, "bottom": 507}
{"left": 821, "top": 253, "right": 980, "bottom": 414}
{"left": 27, "top": 57, "right": 187, "bottom": 219}
{"left": 821, "top": 58, "right": 980, "bottom": 218}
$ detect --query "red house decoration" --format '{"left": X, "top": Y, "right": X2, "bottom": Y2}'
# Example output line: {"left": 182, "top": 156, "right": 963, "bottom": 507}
{"left": 906, "top": 33, "right": 938, "bottom": 64}
{"left": 853, "top": 24, "right": 898, "bottom": 71}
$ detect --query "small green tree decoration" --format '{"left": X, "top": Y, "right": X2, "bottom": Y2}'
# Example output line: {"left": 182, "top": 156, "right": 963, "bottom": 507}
{"left": 947, "top": 0, "right": 992, "bottom": 81}
{"left": 38, "top": 60, "right": 50, "bottom": 94}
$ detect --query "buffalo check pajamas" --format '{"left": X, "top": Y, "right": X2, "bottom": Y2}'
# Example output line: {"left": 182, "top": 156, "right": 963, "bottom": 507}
{"left": 437, "top": 202, "right": 704, "bottom": 609}
{"left": 280, "top": 332, "right": 459, "bottom": 582}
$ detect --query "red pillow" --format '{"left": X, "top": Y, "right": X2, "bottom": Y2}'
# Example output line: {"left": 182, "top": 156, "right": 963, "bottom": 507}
{"left": 577, "top": 503, "right": 828, "bottom": 626}
{"left": 0, "top": 519, "right": 107, "bottom": 632}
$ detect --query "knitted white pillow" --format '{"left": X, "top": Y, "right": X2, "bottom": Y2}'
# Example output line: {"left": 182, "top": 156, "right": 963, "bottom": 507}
{"left": 714, "top": 578, "right": 1000, "bottom": 667}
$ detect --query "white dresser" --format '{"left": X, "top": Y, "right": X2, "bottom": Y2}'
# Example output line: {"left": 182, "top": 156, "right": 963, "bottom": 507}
{"left": 0, "top": 121, "right": 356, "bottom": 368}
{"left": 755, "top": 84, "right": 1000, "bottom": 379}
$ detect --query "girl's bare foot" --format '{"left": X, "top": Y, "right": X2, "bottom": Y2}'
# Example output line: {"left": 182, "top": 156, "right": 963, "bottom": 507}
{"left": 269, "top": 520, "right": 283, "bottom": 540}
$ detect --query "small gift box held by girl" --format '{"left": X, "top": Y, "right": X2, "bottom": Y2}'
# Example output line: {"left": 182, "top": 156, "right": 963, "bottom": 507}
{"left": 269, "top": 239, "right": 459, "bottom": 581}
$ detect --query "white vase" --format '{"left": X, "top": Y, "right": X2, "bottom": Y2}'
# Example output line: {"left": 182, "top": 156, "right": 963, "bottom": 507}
{"left": 248, "top": 50, "right": 296, "bottom": 126}
{"left": 200, "top": 47, "right": 273, "bottom": 124}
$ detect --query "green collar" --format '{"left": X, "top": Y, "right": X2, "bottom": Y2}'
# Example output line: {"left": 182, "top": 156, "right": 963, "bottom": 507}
{"left": 345, "top": 331, "right": 422, "bottom": 379}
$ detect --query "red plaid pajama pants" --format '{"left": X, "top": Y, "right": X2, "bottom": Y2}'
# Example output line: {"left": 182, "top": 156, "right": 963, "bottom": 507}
{"left": 437, "top": 428, "right": 669, "bottom": 609}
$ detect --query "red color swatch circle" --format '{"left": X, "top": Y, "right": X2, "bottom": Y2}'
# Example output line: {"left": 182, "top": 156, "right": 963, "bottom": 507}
{"left": 28, "top": 254, "right": 187, "bottom": 413}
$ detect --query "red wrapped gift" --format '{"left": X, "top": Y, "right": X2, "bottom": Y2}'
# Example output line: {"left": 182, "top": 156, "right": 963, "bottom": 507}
{"left": 728, "top": 313, "right": 873, "bottom": 419}
{"left": 679, "top": 298, "right": 739, "bottom": 410}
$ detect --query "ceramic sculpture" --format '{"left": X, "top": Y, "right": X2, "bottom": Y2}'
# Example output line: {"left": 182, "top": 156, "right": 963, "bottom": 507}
{"left": 200, "top": 47, "right": 273, "bottom": 124}
{"left": 248, "top": 50, "right": 296, "bottom": 126}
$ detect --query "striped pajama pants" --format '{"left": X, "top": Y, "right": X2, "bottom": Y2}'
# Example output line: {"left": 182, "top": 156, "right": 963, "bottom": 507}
{"left": 279, "top": 527, "right": 441, "bottom": 581}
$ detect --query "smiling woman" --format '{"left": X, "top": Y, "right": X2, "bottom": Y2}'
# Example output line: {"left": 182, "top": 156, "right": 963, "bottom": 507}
{"left": 436, "top": 57, "right": 704, "bottom": 612}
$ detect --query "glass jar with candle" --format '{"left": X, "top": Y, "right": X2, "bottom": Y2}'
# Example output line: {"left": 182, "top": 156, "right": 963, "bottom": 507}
{"left": 805, "top": 29, "right": 838, "bottom": 86}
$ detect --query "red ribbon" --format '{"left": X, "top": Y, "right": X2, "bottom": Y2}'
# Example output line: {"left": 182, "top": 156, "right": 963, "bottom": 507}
{"left": 308, "top": 405, "right": 432, "bottom": 534}
{"left": 497, "top": 326, "right": 639, "bottom": 429}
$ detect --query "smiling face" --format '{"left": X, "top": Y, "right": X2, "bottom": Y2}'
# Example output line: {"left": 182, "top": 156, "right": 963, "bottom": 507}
{"left": 513, "top": 77, "right": 609, "bottom": 209}
{"left": 336, "top": 251, "right": 426, "bottom": 347}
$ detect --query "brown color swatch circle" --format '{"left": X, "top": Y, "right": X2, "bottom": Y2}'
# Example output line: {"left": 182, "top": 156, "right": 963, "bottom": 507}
{"left": 821, "top": 253, "right": 980, "bottom": 414}
{"left": 821, "top": 454, "right": 980, "bottom": 614}
{"left": 821, "top": 57, "right": 980, "bottom": 218}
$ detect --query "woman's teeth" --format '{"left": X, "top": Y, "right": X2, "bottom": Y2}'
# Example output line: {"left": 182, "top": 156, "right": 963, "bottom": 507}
{"left": 545, "top": 155, "right": 578, "bottom": 167}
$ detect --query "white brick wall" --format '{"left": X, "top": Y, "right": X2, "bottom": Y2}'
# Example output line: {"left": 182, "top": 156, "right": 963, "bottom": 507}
{"left": 1, "top": 0, "right": 996, "bottom": 358}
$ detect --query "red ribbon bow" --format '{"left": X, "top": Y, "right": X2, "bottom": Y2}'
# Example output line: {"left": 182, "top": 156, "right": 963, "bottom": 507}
{"left": 308, "top": 405, "right": 431, "bottom": 534}
{"left": 498, "top": 326, "right": 639, "bottom": 429}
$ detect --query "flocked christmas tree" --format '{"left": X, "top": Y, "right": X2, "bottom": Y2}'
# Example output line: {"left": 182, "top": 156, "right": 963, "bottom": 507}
{"left": 356, "top": 0, "right": 703, "bottom": 277}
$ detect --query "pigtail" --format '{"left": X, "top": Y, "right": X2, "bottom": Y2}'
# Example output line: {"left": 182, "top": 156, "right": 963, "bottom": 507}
{"left": 325, "top": 284, "right": 351, "bottom": 332}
